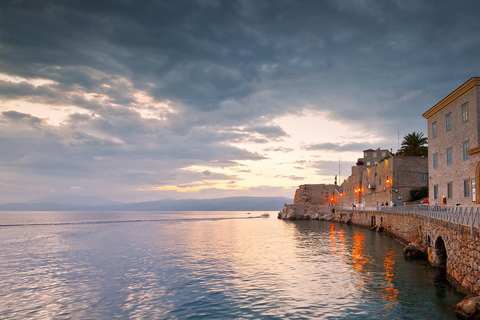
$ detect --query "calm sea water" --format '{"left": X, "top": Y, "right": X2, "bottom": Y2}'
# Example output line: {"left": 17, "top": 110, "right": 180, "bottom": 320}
{"left": 0, "top": 211, "right": 464, "bottom": 319}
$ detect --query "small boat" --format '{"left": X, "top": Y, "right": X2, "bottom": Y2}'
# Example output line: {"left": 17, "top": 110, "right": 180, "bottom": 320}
{"left": 259, "top": 213, "right": 269, "bottom": 218}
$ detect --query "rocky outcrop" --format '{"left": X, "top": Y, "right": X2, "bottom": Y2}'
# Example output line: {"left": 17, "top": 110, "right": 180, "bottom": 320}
{"left": 277, "top": 204, "right": 334, "bottom": 220}
{"left": 456, "top": 296, "right": 480, "bottom": 319}
{"left": 403, "top": 241, "right": 427, "bottom": 259}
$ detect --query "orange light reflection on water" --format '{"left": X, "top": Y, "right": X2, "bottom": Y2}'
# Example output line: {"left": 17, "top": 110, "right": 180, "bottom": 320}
{"left": 381, "top": 250, "right": 399, "bottom": 309}
{"left": 329, "top": 223, "right": 337, "bottom": 254}
{"left": 339, "top": 228, "right": 345, "bottom": 256}
{"left": 351, "top": 231, "right": 368, "bottom": 288}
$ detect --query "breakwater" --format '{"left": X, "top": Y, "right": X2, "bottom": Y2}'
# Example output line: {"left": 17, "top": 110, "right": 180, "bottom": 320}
{"left": 278, "top": 204, "right": 480, "bottom": 297}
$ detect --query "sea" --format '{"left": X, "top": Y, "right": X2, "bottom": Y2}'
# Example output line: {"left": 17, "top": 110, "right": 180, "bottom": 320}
{"left": 0, "top": 211, "right": 465, "bottom": 319}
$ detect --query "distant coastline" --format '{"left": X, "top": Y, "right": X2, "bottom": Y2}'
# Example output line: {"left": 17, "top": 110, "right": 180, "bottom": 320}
{"left": 0, "top": 196, "right": 291, "bottom": 212}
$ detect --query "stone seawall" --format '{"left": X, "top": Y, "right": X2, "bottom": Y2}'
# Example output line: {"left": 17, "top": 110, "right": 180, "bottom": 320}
{"left": 279, "top": 204, "right": 480, "bottom": 298}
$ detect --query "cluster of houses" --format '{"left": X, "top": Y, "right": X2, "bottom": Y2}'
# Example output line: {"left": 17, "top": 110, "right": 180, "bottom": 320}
{"left": 296, "top": 77, "right": 479, "bottom": 208}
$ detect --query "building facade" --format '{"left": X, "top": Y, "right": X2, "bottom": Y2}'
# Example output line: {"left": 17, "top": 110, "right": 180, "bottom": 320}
{"left": 340, "top": 149, "right": 427, "bottom": 208}
{"left": 361, "top": 156, "right": 428, "bottom": 207}
{"left": 423, "top": 77, "right": 480, "bottom": 206}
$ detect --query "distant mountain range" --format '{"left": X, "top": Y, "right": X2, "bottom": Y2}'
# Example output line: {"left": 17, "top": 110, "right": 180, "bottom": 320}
{"left": 0, "top": 195, "right": 291, "bottom": 211}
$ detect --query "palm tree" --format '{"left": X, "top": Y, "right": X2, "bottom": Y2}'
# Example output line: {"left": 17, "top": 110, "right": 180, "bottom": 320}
{"left": 399, "top": 132, "right": 428, "bottom": 156}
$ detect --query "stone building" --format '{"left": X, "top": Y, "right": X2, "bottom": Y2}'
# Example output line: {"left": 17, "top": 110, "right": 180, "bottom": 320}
{"left": 361, "top": 156, "right": 428, "bottom": 207}
{"left": 422, "top": 77, "right": 480, "bottom": 205}
{"left": 293, "top": 184, "right": 341, "bottom": 205}
{"left": 357, "top": 148, "right": 392, "bottom": 166}
{"left": 340, "top": 149, "right": 427, "bottom": 208}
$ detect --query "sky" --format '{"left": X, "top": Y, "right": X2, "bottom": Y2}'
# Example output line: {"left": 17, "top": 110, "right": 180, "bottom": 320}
{"left": 1, "top": 0, "right": 479, "bottom": 203}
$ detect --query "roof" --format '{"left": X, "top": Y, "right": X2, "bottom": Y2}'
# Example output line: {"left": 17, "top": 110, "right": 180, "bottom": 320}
{"left": 422, "top": 77, "right": 480, "bottom": 119}
{"left": 363, "top": 148, "right": 374, "bottom": 152}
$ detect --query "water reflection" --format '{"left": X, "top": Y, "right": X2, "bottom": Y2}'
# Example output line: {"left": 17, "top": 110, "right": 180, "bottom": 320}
{"left": 351, "top": 231, "right": 368, "bottom": 288}
{"left": 382, "top": 251, "right": 399, "bottom": 309}
{"left": 330, "top": 223, "right": 337, "bottom": 254}
{"left": 0, "top": 212, "right": 465, "bottom": 319}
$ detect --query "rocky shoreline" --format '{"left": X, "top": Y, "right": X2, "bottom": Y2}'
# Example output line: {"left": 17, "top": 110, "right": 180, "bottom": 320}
{"left": 277, "top": 204, "right": 334, "bottom": 221}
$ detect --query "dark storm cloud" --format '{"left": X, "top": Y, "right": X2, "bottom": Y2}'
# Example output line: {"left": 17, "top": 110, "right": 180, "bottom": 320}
{"left": 2, "top": 110, "right": 43, "bottom": 124}
{"left": 3, "top": 0, "right": 478, "bottom": 124}
{"left": 1, "top": 0, "right": 479, "bottom": 201}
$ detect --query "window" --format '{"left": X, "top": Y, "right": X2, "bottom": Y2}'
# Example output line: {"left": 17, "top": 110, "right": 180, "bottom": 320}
{"left": 447, "top": 182, "right": 453, "bottom": 199}
{"left": 432, "top": 121, "right": 437, "bottom": 139}
{"left": 420, "top": 173, "right": 427, "bottom": 182}
{"left": 373, "top": 152, "right": 377, "bottom": 157}
{"left": 433, "top": 153, "right": 438, "bottom": 169}
{"left": 463, "top": 140, "right": 470, "bottom": 160}
{"left": 446, "top": 147, "right": 452, "bottom": 165}
{"left": 464, "top": 179, "right": 471, "bottom": 198}
{"left": 382, "top": 151, "right": 386, "bottom": 157}
{"left": 462, "top": 102, "right": 469, "bottom": 123}
{"left": 366, "top": 161, "right": 371, "bottom": 165}
{"left": 433, "top": 185, "right": 438, "bottom": 200}
{"left": 446, "top": 113, "right": 452, "bottom": 131}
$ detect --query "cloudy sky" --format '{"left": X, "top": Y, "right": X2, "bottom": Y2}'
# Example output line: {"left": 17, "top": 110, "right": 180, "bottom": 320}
{"left": 1, "top": 0, "right": 479, "bottom": 203}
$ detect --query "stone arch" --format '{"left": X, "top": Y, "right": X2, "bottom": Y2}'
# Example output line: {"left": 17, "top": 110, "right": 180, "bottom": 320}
{"left": 429, "top": 236, "right": 447, "bottom": 268}
{"left": 425, "top": 234, "right": 431, "bottom": 247}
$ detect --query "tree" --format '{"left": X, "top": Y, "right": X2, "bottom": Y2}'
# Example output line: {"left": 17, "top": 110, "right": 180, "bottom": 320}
{"left": 399, "top": 132, "right": 428, "bottom": 156}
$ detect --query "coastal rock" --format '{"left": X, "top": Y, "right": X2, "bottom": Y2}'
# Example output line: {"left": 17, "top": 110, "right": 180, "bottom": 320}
{"left": 403, "top": 242, "right": 426, "bottom": 259}
{"left": 278, "top": 204, "right": 333, "bottom": 221}
{"left": 455, "top": 296, "right": 480, "bottom": 319}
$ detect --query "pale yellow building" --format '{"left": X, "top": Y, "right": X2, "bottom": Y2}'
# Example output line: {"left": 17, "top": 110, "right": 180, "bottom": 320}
{"left": 423, "top": 77, "right": 480, "bottom": 205}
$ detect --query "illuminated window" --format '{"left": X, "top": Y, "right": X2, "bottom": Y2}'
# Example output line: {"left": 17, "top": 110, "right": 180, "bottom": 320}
{"left": 464, "top": 179, "right": 471, "bottom": 198}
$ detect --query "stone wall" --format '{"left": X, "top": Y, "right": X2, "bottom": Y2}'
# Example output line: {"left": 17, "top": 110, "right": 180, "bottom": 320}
{"left": 278, "top": 204, "right": 480, "bottom": 295}
{"left": 333, "top": 208, "right": 480, "bottom": 295}
{"left": 293, "top": 184, "right": 341, "bottom": 205}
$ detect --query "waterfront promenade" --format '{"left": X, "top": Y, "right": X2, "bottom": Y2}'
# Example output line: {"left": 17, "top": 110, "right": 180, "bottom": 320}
{"left": 334, "top": 205, "right": 480, "bottom": 296}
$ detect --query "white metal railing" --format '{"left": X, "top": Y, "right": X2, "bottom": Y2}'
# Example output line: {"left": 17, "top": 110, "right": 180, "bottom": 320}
{"left": 334, "top": 205, "right": 480, "bottom": 235}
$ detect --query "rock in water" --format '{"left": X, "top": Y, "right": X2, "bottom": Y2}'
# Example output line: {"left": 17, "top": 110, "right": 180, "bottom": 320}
{"left": 403, "top": 242, "right": 426, "bottom": 259}
{"left": 455, "top": 296, "right": 480, "bottom": 319}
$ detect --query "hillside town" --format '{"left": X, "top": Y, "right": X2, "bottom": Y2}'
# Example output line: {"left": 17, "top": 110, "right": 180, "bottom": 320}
{"left": 293, "top": 77, "right": 479, "bottom": 209}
